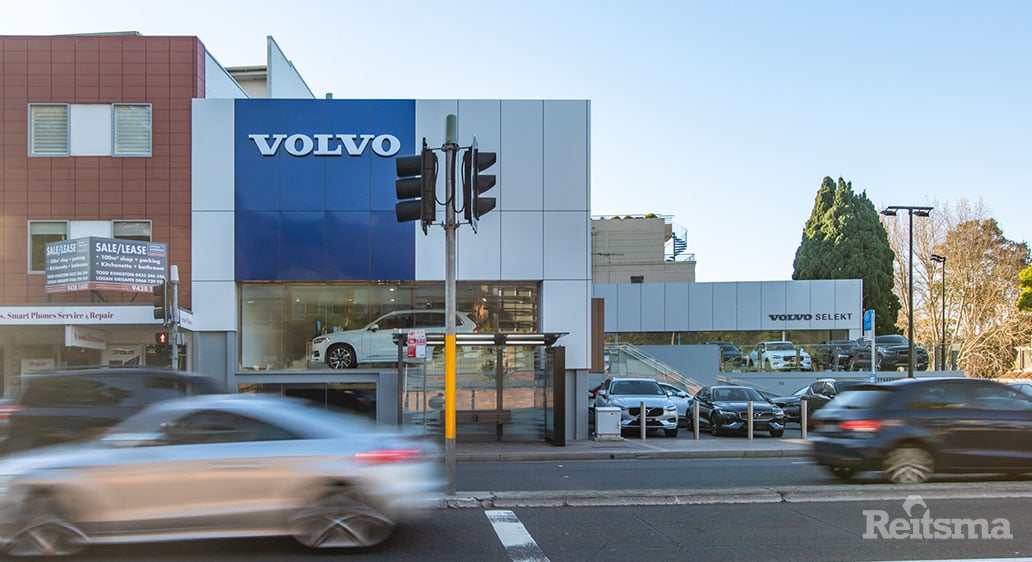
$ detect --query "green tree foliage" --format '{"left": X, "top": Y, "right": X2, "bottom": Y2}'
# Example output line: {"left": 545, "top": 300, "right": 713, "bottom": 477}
{"left": 1019, "top": 265, "right": 1032, "bottom": 312}
{"left": 793, "top": 177, "right": 901, "bottom": 335}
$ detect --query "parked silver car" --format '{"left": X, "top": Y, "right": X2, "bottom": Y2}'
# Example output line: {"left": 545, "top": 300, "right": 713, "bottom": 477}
{"left": 0, "top": 394, "right": 443, "bottom": 556}
{"left": 595, "top": 377, "right": 679, "bottom": 436}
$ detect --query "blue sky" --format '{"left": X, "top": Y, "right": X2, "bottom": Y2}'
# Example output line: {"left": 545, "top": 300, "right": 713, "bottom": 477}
{"left": 4, "top": 1, "right": 1029, "bottom": 281}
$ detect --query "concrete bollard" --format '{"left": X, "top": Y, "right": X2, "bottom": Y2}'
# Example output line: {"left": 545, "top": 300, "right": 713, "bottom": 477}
{"left": 800, "top": 396, "right": 808, "bottom": 440}
{"left": 640, "top": 400, "right": 646, "bottom": 440}
{"left": 747, "top": 401, "right": 754, "bottom": 440}
{"left": 693, "top": 400, "right": 700, "bottom": 440}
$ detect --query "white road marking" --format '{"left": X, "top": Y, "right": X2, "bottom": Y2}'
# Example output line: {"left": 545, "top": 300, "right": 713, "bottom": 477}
{"left": 485, "top": 509, "right": 550, "bottom": 562}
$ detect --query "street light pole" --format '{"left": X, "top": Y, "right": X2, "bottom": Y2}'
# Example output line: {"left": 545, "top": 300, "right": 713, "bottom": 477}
{"left": 880, "top": 205, "right": 933, "bottom": 378}
{"left": 931, "top": 254, "right": 946, "bottom": 371}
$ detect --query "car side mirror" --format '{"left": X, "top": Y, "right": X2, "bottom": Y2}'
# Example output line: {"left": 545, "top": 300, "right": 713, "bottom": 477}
{"left": 369, "top": 323, "right": 379, "bottom": 332}
{"left": 678, "top": 392, "right": 689, "bottom": 398}
{"left": 597, "top": 390, "right": 607, "bottom": 398}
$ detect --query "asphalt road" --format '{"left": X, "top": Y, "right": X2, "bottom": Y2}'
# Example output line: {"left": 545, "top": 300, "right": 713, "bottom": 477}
{"left": 61, "top": 497, "right": 1032, "bottom": 562}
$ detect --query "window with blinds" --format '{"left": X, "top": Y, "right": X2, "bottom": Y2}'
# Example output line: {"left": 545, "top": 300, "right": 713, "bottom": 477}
{"left": 113, "top": 104, "right": 152, "bottom": 156}
{"left": 29, "top": 104, "right": 70, "bottom": 156}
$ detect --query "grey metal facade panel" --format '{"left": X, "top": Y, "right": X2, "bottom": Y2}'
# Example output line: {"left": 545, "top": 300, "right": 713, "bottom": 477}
{"left": 593, "top": 280, "right": 864, "bottom": 333}
{"left": 711, "top": 283, "right": 739, "bottom": 331}
{"left": 686, "top": 282, "right": 711, "bottom": 331}
{"left": 737, "top": 282, "right": 764, "bottom": 331}
{"left": 641, "top": 283, "right": 666, "bottom": 331}
{"left": 666, "top": 282, "right": 692, "bottom": 331}
{"left": 616, "top": 284, "right": 643, "bottom": 332}
{"left": 595, "top": 284, "right": 619, "bottom": 332}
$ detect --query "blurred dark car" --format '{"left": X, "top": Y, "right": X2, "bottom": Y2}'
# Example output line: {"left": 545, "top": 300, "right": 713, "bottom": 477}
{"left": 704, "top": 342, "right": 744, "bottom": 366}
{"left": 811, "top": 340, "right": 861, "bottom": 371}
{"left": 0, "top": 368, "right": 221, "bottom": 454}
{"left": 811, "top": 377, "right": 1032, "bottom": 483}
{"left": 771, "top": 379, "right": 864, "bottom": 426}
{"left": 688, "top": 385, "right": 785, "bottom": 437}
{"left": 849, "top": 335, "right": 929, "bottom": 371}
{"left": 1009, "top": 381, "right": 1032, "bottom": 397}
{"left": 0, "top": 394, "right": 442, "bottom": 556}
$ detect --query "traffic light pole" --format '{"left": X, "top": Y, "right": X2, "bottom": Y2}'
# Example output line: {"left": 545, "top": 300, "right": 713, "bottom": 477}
{"left": 443, "top": 115, "right": 459, "bottom": 496}
{"left": 170, "top": 264, "right": 180, "bottom": 370}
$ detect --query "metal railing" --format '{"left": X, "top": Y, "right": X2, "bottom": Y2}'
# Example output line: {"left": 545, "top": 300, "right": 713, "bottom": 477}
{"left": 605, "top": 343, "right": 704, "bottom": 392}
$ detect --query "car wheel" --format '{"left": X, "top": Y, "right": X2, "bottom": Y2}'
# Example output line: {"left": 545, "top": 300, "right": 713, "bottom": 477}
{"left": 829, "top": 466, "right": 856, "bottom": 480}
{"left": 709, "top": 414, "right": 722, "bottom": 436}
{"left": 883, "top": 446, "right": 934, "bottom": 484}
{"left": 4, "top": 493, "right": 87, "bottom": 557}
{"left": 769, "top": 429, "right": 784, "bottom": 438}
{"left": 665, "top": 428, "right": 679, "bottom": 437}
{"left": 326, "top": 344, "right": 357, "bottom": 369}
{"left": 290, "top": 486, "right": 395, "bottom": 549}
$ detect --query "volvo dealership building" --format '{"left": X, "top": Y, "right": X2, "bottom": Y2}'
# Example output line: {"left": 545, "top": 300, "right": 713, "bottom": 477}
{"left": 0, "top": 34, "right": 864, "bottom": 443}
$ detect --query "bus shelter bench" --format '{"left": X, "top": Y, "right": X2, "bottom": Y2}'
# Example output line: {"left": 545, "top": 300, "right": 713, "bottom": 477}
{"left": 443, "top": 409, "right": 513, "bottom": 425}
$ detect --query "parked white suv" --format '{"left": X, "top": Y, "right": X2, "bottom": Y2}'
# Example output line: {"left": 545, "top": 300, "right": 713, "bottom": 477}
{"left": 311, "top": 310, "right": 477, "bottom": 369}
{"left": 746, "top": 341, "right": 812, "bottom": 371}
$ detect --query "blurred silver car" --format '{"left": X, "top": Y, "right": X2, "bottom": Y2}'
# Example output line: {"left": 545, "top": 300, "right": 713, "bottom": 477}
{"left": 0, "top": 394, "right": 443, "bottom": 556}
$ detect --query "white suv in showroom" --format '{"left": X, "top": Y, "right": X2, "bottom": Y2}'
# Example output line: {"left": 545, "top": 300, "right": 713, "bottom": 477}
{"left": 311, "top": 310, "right": 478, "bottom": 369}
{"left": 746, "top": 341, "right": 812, "bottom": 371}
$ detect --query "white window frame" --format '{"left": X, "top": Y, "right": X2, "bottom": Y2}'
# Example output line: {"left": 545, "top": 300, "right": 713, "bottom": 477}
{"left": 112, "top": 103, "right": 152, "bottom": 157}
{"left": 28, "top": 104, "right": 70, "bottom": 156}
{"left": 28, "top": 221, "right": 69, "bottom": 274}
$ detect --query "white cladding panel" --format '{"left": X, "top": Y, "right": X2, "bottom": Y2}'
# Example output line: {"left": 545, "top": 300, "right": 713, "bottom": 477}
{"left": 543, "top": 101, "right": 590, "bottom": 212}
{"left": 543, "top": 212, "right": 589, "bottom": 280}
{"left": 761, "top": 283, "right": 789, "bottom": 330}
{"left": 501, "top": 101, "right": 544, "bottom": 211}
{"left": 266, "top": 37, "right": 315, "bottom": 99}
{"left": 541, "top": 280, "right": 590, "bottom": 369}
{"left": 68, "top": 105, "right": 111, "bottom": 156}
{"left": 191, "top": 99, "right": 235, "bottom": 212}
{"left": 203, "top": 52, "right": 248, "bottom": 98}
{"left": 192, "top": 212, "right": 235, "bottom": 281}
{"left": 501, "top": 212, "right": 544, "bottom": 279}
{"left": 191, "top": 281, "right": 237, "bottom": 332}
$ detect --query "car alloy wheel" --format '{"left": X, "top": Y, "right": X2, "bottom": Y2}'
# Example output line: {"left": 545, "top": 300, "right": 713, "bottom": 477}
{"left": 829, "top": 466, "right": 856, "bottom": 480}
{"left": 290, "top": 487, "right": 395, "bottom": 548}
{"left": 883, "top": 446, "right": 934, "bottom": 484}
{"left": 709, "top": 414, "right": 722, "bottom": 436}
{"left": 326, "top": 344, "right": 357, "bottom": 369}
{"left": 4, "top": 494, "right": 87, "bottom": 557}
{"left": 769, "top": 429, "right": 784, "bottom": 438}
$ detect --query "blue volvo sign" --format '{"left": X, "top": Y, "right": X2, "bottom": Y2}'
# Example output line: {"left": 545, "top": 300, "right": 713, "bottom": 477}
{"left": 234, "top": 99, "right": 417, "bottom": 281}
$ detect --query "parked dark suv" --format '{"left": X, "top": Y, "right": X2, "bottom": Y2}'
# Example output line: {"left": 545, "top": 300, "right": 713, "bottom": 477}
{"left": 0, "top": 368, "right": 221, "bottom": 453}
{"left": 849, "top": 335, "right": 929, "bottom": 371}
{"left": 811, "top": 377, "right": 1032, "bottom": 483}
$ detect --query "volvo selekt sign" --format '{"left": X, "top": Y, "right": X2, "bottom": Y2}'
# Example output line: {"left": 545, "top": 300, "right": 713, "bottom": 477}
{"left": 248, "top": 133, "right": 401, "bottom": 157}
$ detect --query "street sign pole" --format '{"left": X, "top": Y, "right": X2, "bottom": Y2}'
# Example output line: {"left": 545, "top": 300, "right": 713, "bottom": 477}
{"left": 864, "top": 309, "right": 876, "bottom": 382}
{"left": 170, "top": 264, "right": 180, "bottom": 370}
{"left": 443, "top": 115, "right": 459, "bottom": 495}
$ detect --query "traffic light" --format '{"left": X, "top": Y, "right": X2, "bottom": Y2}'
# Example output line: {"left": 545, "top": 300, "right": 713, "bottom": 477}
{"left": 462, "top": 141, "right": 497, "bottom": 231}
{"left": 154, "top": 331, "right": 169, "bottom": 345}
{"left": 152, "top": 280, "right": 168, "bottom": 323}
{"left": 395, "top": 138, "right": 438, "bottom": 234}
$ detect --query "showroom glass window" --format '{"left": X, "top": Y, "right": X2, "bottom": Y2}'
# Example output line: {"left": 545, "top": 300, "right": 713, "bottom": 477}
{"left": 238, "top": 283, "right": 539, "bottom": 371}
{"left": 112, "top": 104, "right": 152, "bottom": 157}
{"left": 27, "top": 221, "right": 69, "bottom": 273}
{"left": 28, "top": 104, "right": 69, "bottom": 156}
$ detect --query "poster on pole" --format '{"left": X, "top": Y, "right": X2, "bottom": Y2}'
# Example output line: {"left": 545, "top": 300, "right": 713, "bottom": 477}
{"left": 406, "top": 329, "right": 427, "bottom": 359}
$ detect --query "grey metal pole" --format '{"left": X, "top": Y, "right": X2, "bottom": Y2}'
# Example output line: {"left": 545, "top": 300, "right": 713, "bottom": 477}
{"left": 800, "top": 397, "right": 808, "bottom": 440}
{"left": 747, "top": 401, "right": 754, "bottom": 440}
{"left": 640, "top": 400, "right": 646, "bottom": 440}
{"left": 907, "top": 210, "right": 915, "bottom": 378}
{"left": 169, "top": 265, "right": 179, "bottom": 370}
{"left": 444, "top": 115, "right": 458, "bottom": 496}
{"left": 941, "top": 257, "right": 946, "bottom": 371}
{"left": 693, "top": 400, "right": 700, "bottom": 440}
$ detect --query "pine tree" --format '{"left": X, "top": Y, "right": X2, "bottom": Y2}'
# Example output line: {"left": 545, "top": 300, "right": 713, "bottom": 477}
{"left": 793, "top": 177, "right": 901, "bottom": 335}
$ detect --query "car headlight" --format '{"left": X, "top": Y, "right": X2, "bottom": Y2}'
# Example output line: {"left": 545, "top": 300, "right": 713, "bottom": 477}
{"left": 313, "top": 336, "right": 328, "bottom": 344}
{"left": 714, "top": 409, "right": 734, "bottom": 417}
{"left": 664, "top": 404, "right": 677, "bottom": 411}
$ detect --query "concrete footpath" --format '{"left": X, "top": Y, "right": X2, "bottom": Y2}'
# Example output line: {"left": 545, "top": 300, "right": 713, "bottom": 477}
{"left": 449, "top": 434, "right": 811, "bottom": 463}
